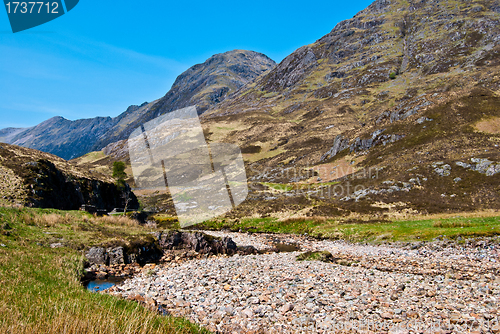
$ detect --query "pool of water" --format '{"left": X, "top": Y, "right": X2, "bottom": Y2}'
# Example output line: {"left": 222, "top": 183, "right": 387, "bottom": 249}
{"left": 85, "top": 277, "right": 126, "bottom": 292}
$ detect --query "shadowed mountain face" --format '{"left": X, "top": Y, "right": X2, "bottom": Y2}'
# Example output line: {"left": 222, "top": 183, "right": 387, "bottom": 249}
{"left": 0, "top": 50, "right": 276, "bottom": 160}
{"left": 0, "top": 127, "right": 25, "bottom": 143}
{"left": 2, "top": 116, "right": 114, "bottom": 160}
{"left": 151, "top": 50, "right": 276, "bottom": 115}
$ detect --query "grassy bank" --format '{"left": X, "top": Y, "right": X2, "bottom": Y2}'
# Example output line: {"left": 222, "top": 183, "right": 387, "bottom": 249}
{"left": 195, "top": 213, "right": 500, "bottom": 243}
{"left": 0, "top": 207, "right": 208, "bottom": 334}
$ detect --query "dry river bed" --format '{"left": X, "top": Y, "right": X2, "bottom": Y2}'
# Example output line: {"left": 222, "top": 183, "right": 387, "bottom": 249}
{"left": 105, "top": 232, "right": 500, "bottom": 333}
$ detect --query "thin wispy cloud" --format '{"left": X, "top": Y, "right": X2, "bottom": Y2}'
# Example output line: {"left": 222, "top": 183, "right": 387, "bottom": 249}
{"left": 0, "top": 33, "right": 190, "bottom": 127}
{"left": 37, "top": 33, "right": 188, "bottom": 73}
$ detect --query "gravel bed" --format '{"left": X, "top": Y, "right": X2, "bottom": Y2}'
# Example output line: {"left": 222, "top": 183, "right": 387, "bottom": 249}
{"left": 107, "top": 232, "right": 500, "bottom": 333}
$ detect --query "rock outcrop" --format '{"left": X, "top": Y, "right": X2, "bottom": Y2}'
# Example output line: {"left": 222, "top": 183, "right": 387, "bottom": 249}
{"left": 0, "top": 143, "right": 136, "bottom": 210}
{"left": 25, "top": 159, "right": 138, "bottom": 211}
{"left": 84, "top": 231, "right": 256, "bottom": 267}
{"left": 156, "top": 231, "right": 239, "bottom": 255}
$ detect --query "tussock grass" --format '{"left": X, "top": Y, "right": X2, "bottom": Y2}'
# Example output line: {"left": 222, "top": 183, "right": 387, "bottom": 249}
{"left": 22, "top": 212, "right": 73, "bottom": 227}
{"left": 0, "top": 207, "right": 208, "bottom": 334}
{"left": 432, "top": 220, "right": 473, "bottom": 228}
{"left": 9, "top": 209, "right": 159, "bottom": 250}
{"left": 94, "top": 214, "right": 140, "bottom": 227}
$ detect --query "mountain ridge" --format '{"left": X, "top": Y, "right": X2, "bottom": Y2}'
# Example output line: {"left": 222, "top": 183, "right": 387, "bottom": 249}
{"left": 0, "top": 50, "right": 276, "bottom": 160}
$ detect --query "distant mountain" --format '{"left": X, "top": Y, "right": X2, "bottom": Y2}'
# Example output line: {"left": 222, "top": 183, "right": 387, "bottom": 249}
{"left": 2, "top": 116, "right": 114, "bottom": 160}
{"left": 0, "top": 50, "right": 276, "bottom": 160}
{"left": 0, "top": 127, "right": 25, "bottom": 143}
{"left": 91, "top": 50, "right": 275, "bottom": 151}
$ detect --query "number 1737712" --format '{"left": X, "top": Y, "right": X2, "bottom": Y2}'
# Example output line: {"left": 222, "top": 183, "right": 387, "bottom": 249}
{"left": 5, "top": 2, "right": 59, "bottom": 14}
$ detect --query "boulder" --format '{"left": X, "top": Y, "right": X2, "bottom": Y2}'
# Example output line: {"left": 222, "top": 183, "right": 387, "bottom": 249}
{"left": 85, "top": 247, "right": 108, "bottom": 265}
{"left": 321, "top": 135, "right": 350, "bottom": 161}
{"left": 108, "top": 247, "right": 126, "bottom": 265}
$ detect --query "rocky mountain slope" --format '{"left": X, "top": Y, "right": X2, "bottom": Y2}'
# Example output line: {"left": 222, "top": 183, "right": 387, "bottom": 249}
{"left": 6, "top": 0, "right": 500, "bottom": 218}
{"left": 176, "top": 0, "right": 500, "bottom": 217}
{"left": 2, "top": 116, "right": 115, "bottom": 161}
{"left": 90, "top": 50, "right": 275, "bottom": 152}
{"left": 0, "top": 143, "right": 138, "bottom": 210}
{"left": 0, "top": 50, "right": 276, "bottom": 160}
{"left": 0, "top": 127, "right": 25, "bottom": 143}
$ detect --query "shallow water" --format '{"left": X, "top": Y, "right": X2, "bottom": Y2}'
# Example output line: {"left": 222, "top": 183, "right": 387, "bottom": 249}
{"left": 85, "top": 277, "right": 125, "bottom": 292}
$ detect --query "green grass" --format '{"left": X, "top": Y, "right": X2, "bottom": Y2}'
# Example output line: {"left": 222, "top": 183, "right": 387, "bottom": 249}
{"left": 319, "top": 216, "right": 500, "bottom": 242}
{"left": 0, "top": 207, "right": 209, "bottom": 334}
{"left": 199, "top": 215, "right": 500, "bottom": 243}
{"left": 198, "top": 216, "right": 325, "bottom": 234}
{"left": 261, "top": 181, "right": 340, "bottom": 192}
{"left": 261, "top": 182, "right": 294, "bottom": 192}
{"left": 296, "top": 251, "right": 333, "bottom": 262}
{"left": 150, "top": 214, "right": 180, "bottom": 229}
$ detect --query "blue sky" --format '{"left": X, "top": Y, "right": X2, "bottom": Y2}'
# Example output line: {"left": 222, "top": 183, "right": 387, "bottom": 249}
{"left": 0, "top": 0, "right": 374, "bottom": 128}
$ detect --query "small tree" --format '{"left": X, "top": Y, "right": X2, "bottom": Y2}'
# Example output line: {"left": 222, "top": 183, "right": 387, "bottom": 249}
{"left": 112, "top": 161, "right": 131, "bottom": 212}
{"left": 112, "top": 161, "right": 127, "bottom": 189}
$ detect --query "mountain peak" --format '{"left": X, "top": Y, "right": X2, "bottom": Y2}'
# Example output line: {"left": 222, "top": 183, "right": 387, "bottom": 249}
{"left": 0, "top": 50, "right": 276, "bottom": 159}
{"left": 210, "top": 0, "right": 500, "bottom": 116}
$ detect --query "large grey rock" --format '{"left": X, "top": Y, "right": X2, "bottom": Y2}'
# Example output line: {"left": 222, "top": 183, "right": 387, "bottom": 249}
{"left": 432, "top": 162, "right": 451, "bottom": 177}
{"left": 456, "top": 159, "right": 500, "bottom": 176}
{"left": 156, "top": 231, "right": 240, "bottom": 255}
{"left": 472, "top": 158, "right": 493, "bottom": 174}
{"left": 85, "top": 247, "right": 108, "bottom": 265}
{"left": 345, "top": 130, "right": 404, "bottom": 155}
{"left": 321, "top": 135, "right": 350, "bottom": 161}
{"left": 108, "top": 247, "right": 126, "bottom": 265}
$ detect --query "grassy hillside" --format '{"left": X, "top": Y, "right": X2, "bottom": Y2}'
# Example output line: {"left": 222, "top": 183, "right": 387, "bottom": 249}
{"left": 0, "top": 207, "right": 208, "bottom": 334}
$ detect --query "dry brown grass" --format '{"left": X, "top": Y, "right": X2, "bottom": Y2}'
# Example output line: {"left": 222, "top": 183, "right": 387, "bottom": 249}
{"left": 93, "top": 215, "right": 140, "bottom": 227}
{"left": 22, "top": 212, "right": 140, "bottom": 229}
{"left": 418, "top": 210, "right": 500, "bottom": 221}
{"left": 0, "top": 301, "right": 197, "bottom": 334}
{"left": 475, "top": 116, "right": 500, "bottom": 134}
{"left": 22, "top": 212, "right": 73, "bottom": 227}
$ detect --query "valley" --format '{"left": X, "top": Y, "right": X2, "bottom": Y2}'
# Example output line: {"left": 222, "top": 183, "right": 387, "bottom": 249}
{"left": 1, "top": 0, "right": 500, "bottom": 333}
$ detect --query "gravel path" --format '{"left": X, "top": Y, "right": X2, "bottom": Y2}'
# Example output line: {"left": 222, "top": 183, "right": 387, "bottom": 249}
{"left": 107, "top": 232, "right": 500, "bottom": 333}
